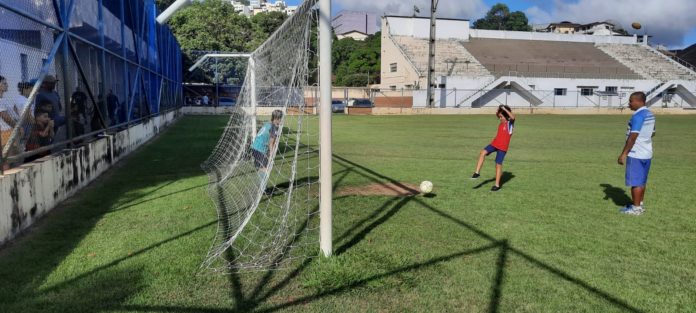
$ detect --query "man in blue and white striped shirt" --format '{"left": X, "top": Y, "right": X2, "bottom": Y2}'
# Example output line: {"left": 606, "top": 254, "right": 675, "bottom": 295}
{"left": 617, "top": 91, "right": 655, "bottom": 216}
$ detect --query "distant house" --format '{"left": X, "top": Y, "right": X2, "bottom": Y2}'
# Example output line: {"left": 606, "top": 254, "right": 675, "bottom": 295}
{"left": 544, "top": 21, "right": 581, "bottom": 34}
{"left": 332, "top": 10, "right": 377, "bottom": 41}
{"left": 337, "top": 30, "right": 369, "bottom": 41}
{"left": 541, "top": 21, "right": 626, "bottom": 36}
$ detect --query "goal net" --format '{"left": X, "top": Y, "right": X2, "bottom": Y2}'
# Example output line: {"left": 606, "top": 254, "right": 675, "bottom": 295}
{"left": 200, "top": 0, "right": 320, "bottom": 272}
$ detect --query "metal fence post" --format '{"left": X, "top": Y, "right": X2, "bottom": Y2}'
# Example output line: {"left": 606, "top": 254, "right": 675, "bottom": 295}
{"left": 61, "top": 23, "right": 74, "bottom": 147}
{"left": 215, "top": 55, "right": 219, "bottom": 107}
{"left": 1, "top": 132, "right": 5, "bottom": 175}
{"left": 576, "top": 91, "right": 579, "bottom": 108}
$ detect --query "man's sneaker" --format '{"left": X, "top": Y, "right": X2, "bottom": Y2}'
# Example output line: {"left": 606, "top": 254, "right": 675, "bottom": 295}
{"left": 471, "top": 172, "right": 480, "bottom": 179}
{"left": 620, "top": 205, "right": 644, "bottom": 216}
{"left": 490, "top": 185, "right": 501, "bottom": 192}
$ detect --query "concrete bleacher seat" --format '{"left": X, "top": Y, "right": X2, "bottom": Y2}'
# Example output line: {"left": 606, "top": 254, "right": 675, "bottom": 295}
{"left": 461, "top": 38, "right": 638, "bottom": 79}
{"left": 392, "top": 35, "right": 492, "bottom": 77}
{"left": 596, "top": 44, "right": 696, "bottom": 81}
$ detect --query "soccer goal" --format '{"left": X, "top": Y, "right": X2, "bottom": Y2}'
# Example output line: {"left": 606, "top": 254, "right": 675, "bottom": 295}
{"left": 199, "top": 0, "right": 332, "bottom": 272}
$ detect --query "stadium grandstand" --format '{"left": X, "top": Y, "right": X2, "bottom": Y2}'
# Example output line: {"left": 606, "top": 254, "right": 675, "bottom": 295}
{"left": 380, "top": 16, "right": 696, "bottom": 108}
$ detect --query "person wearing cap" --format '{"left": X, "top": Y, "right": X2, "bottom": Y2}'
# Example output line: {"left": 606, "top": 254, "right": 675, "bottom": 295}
{"left": 34, "top": 75, "right": 65, "bottom": 131}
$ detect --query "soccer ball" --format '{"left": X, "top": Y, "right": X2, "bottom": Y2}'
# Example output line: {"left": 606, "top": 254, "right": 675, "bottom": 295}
{"left": 419, "top": 181, "right": 433, "bottom": 194}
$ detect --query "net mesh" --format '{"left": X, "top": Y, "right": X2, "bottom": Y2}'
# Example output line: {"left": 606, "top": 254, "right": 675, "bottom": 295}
{"left": 201, "top": 0, "right": 320, "bottom": 272}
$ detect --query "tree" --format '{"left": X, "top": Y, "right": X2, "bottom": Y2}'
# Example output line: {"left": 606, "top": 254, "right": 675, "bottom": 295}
{"left": 473, "top": 3, "right": 532, "bottom": 31}
{"left": 248, "top": 11, "right": 289, "bottom": 49}
{"left": 155, "top": 0, "right": 176, "bottom": 13}
{"left": 334, "top": 33, "right": 381, "bottom": 86}
{"left": 505, "top": 11, "right": 532, "bottom": 32}
{"left": 169, "top": 0, "right": 255, "bottom": 52}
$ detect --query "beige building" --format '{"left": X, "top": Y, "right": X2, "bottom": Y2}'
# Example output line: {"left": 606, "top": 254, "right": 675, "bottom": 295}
{"left": 380, "top": 27, "right": 423, "bottom": 90}
{"left": 380, "top": 16, "right": 488, "bottom": 91}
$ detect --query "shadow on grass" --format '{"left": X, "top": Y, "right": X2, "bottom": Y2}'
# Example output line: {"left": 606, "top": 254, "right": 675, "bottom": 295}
{"left": 2, "top": 117, "right": 645, "bottom": 313}
{"left": 159, "top": 146, "right": 643, "bottom": 313}
{"left": 108, "top": 182, "right": 209, "bottom": 213}
{"left": 600, "top": 183, "right": 631, "bottom": 206}
{"left": 473, "top": 172, "right": 515, "bottom": 189}
{"left": 147, "top": 153, "right": 644, "bottom": 312}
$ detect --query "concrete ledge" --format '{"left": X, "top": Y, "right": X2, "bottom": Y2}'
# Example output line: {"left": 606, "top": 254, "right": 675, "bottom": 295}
{"left": 373, "top": 107, "right": 696, "bottom": 115}
{"left": 0, "top": 109, "right": 182, "bottom": 246}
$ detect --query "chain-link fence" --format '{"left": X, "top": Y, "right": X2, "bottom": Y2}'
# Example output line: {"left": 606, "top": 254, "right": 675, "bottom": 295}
{"left": 182, "top": 83, "right": 694, "bottom": 112}
{"left": 0, "top": 0, "right": 183, "bottom": 172}
{"left": 183, "top": 50, "right": 247, "bottom": 107}
{"left": 412, "top": 88, "right": 693, "bottom": 108}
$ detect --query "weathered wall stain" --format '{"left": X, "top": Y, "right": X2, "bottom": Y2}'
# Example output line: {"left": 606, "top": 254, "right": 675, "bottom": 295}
{"left": 0, "top": 111, "right": 181, "bottom": 245}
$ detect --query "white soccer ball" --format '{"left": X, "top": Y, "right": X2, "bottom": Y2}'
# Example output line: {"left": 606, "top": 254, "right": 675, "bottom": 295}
{"left": 420, "top": 181, "right": 433, "bottom": 194}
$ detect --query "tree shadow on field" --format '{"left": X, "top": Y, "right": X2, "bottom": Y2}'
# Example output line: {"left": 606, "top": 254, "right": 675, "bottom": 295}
{"left": 600, "top": 184, "right": 632, "bottom": 206}
{"left": 107, "top": 152, "right": 645, "bottom": 313}
{"left": 473, "top": 172, "right": 515, "bottom": 189}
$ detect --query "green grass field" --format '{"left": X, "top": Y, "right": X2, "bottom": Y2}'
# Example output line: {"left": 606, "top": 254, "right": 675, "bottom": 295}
{"left": 1, "top": 114, "right": 695, "bottom": 313}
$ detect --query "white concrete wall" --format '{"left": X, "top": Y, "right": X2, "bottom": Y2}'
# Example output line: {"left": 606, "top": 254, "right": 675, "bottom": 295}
{"left": 182, "top": 106, "right": 287, "bottom": 115}
{"left": 0, "top": 109, "right": 181, "bottom": 246}
{"left": 470, "top": 29, "right": 638, "bottom": 44}
{"left": 414, "top": 77, "right": 664, "bottom": 108}
{"left": 385, "top": 16, "right": 469, "bottom": 40}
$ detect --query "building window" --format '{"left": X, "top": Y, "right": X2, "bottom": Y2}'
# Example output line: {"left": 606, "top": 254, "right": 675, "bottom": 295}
{"left": 389, "top": 85, "right": 397, "bottom": 91}
{"left": 390, "top": 63, "right": 397, "bottom": 73}
{"left": 605, "top": 86, "right": 618, "bottom": 93}
{"left": 20, "top": 54, "right": 28, "bottom": 82}
{"left": 554, "top": 88, "right": 567, "bottom": 96}
{"left": 580, "top": 88, "right": 594, "bottom": 96}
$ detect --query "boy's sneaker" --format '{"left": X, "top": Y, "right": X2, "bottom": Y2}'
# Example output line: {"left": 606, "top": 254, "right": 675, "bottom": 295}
{"left": 471, "top": 172, "right": 480, "bottom": 179}
{"left": 490, "top": 185, "right": 501, "bottom": 192}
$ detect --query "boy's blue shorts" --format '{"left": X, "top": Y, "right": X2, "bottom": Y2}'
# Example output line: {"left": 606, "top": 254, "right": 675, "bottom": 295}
{"left": 625, "top": 157, "right": 651, "bottom": 187}
{"left": 252, "top": 149, "right": 269, "bottom": 169}
{"left": 484, "top": 144, "right": 507, "bottom": 165}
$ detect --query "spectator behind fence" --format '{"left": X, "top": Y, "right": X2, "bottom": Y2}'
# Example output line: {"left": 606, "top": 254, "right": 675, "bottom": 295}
{"left": 0, "top": 75, "right": 15, "bottom": 164}
{"left": 91, "top": 94, "right": 105, "bottom": 132}
{"left": 203, "top": 93, "right": 210, "bottom": 106}
{"left": 106, "top": 89, "right": 118, "bottom": 125}
{"left": 25, "top": 107, "right": 54, "bottom": 163}
{"left": 118, "top": 99, "right": 127, "bottom": 126}
{"left": 70, "top": 87, "right": 87, "bottom": 137}
{"left": 9, "top": 82, "right": 36, "bottom": 163}
{"left": 16, "top": 82, "right": 33, "bottom": 117}
{"left": 34, "top": 75, "right": 65, "bottom": 132}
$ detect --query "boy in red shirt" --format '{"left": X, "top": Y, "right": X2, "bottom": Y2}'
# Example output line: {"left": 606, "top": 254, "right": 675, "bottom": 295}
{"left": 472, "top": 105, "right": 515, "bottom": 191}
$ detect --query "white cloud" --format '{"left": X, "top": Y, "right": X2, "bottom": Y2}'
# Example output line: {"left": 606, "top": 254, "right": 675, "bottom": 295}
{"left": 525, "top": 0, "right": 696, "bottom": 47}
{"left": 335, "top": 0, "right": 488, "bottom": 20}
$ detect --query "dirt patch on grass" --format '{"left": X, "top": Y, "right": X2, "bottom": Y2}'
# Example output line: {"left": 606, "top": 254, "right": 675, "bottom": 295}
{"left": 336, "top": 182, "right": 421, "bottom": 197}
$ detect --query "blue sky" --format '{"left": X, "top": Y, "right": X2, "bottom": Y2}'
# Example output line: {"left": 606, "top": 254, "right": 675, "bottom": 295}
{"left": 284, "top": 0, "right": 696, "bottom": 49}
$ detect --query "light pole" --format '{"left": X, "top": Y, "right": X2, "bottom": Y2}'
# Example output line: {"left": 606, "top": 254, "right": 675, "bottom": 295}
{"left": 425, "top": 0, "right": 439, "bottom": 108}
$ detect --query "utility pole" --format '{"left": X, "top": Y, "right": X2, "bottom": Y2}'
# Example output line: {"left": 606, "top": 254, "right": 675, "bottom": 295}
{"left": 425, "top": 0, "right": 438, "bottom": 108}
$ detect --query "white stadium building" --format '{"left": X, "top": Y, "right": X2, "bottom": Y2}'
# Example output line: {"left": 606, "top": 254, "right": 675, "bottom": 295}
{"left": 380, "top": 16, "right": 696, "bottom": 108}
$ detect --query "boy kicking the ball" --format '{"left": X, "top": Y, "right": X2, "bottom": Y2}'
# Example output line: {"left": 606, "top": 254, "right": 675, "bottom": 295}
{"left": 471, "top": 105, "right": 515, "bottom": 191}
